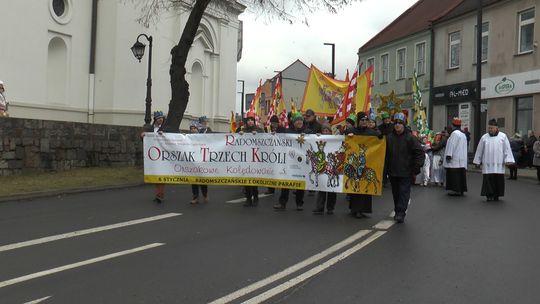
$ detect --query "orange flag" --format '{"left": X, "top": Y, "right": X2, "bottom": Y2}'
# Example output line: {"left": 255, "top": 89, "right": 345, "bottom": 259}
{"left": 290, "top": 98, "right": 298, "bottom": 114}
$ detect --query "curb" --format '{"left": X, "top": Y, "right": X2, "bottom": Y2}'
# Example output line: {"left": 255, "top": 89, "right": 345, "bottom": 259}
{"left": 0, "top": 182, "right": 146, "bottom": 203}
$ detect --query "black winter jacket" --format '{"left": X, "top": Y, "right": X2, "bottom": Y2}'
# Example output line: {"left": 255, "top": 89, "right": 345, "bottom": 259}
{"left": 386, "top": 129, "right": 425, "bottom": 177}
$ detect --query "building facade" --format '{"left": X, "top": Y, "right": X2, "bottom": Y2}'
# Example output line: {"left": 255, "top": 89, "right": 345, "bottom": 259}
{"left": 358, "top": 0, "right": 462, "bottom": 125}
{"left": 433, "top": 0, "right": 539, "bottom": 148}
{"left": 0, "top": 0, "right": 245, "bottom": 131}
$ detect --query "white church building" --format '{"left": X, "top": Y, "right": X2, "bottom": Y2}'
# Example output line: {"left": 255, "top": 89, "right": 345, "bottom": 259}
{"left": 0, "top": 0, "right": 245, "bottom": 131}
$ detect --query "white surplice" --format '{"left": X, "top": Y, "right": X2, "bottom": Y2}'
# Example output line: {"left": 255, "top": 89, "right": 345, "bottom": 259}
{"left": 443, "top": 130, "right": 468, "bottom": 168}
{"left": 473, "top": 132, "right": 515, "bottom": 174}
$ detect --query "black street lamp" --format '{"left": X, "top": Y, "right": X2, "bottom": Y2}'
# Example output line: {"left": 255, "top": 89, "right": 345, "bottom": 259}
{"left": 131, "top": 34, "right": 153, "bottom": 131}
{"left": 323, "top": 42, "right": 335, "bottom": 78}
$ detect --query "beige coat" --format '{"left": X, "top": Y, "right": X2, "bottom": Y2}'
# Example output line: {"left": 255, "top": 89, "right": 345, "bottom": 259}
{"left": 533, "top": 140, "right": 540, "bottom": 167}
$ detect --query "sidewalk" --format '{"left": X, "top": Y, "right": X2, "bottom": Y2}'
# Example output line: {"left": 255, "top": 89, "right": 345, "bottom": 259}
{"left": 468, "top": 165, "right": 538, "bottom": 181}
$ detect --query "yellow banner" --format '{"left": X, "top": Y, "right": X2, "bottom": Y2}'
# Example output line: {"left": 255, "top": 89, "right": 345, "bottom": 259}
{"left": 343, "top": 135, "right": 386, "bottom": 195}
{"left": 301, "top": 65, "right": 348, "bottom": 116}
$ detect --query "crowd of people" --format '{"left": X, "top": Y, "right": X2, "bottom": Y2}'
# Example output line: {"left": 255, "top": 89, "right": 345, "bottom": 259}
{"left": 145, "top": 109, "right": 540, "bottom": 223}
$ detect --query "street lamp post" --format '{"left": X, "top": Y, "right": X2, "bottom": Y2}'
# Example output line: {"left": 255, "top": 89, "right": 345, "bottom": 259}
{"left": 131, "top": 34, "right": 153, "bottom": 131}
{"left": 237, "top": 80, "right": 245, "bottom": 119}
{"left": 323, "top": 43, "right": 335, "bottom": 78}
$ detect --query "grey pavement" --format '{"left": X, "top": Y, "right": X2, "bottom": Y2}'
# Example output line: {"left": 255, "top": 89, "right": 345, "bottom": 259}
{"left": 0, "top": 173, "right": 539, "bottom": 304}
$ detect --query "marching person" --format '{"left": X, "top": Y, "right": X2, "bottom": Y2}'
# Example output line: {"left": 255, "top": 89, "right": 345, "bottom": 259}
{"left": 533, "top": 133, "right": 540, "bottom": 184}
{"left": 141, "top": 111, "right": 166, "bottom": 203}
{"left": 430, "top": 131, "right": 447, "bottom": 187}
{"left": 189, "top": 120, "right": 209, "bottom": 204}
{"left": 274, "top": 112, "right": 307, "bottom": 211}
{"left": 346, "top": 112, "right": 381, "bottom": 218}
{"left": 378, "top": 111, "right": 393, "bottom": 187}
{"left": 508, "top": 133, "right": 524, "bottom": 180}
{"left": 473, "top": 119, "right": 515, "bottom": 201}
{"left": 264, "top": 115, "right": 287, "bottom": 195}
{"left": 444, "top": 118, "right": 468, "bottom": 196}
{"left": 239, "top": 112, "right": 264, "bottom": 207}
{"left": 313, "top": 123, "right": 337, "bottom": 215}
{"left": 304, "top": 109, "right": 322, "bottom": 134}
{"left": 386, "top": 113, "right": 425, "bottom": 223}
{"left": 198, "top": 115, "right": 212, "bottom": 133}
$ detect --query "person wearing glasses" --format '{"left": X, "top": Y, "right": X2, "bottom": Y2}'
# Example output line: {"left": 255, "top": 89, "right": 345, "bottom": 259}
{"left": 385, "top": 112, "right": 425, "bottom": 223}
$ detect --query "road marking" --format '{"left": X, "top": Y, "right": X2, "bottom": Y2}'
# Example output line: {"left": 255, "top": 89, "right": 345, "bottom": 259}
{"left": 242, "top": 231, "right": 386, "bottom": 304}
{"left": 0, "top": 243, "right": 164, "bottom": 289}
{"left": 23, "top": 296, "right": 52, "bottom": 304}
{"left": 225, "top": 194, "right": 272, "bottom": 204}
{"left": 208, "top": 229, "right": 372, "bottom": 304}
{"left": 373, "top": 220, "right": 395, "bottom": 230}
{"left": 0, "top": 213, "right": 180, "bottom": 253}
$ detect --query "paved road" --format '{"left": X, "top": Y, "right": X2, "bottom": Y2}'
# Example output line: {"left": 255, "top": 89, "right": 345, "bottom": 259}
{"left": 0, "top": 173, "right": 538, "bottom": 303}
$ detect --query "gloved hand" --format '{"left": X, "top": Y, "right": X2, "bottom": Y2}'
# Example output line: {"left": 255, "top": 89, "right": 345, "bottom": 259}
{"left": 378, "top": 134, "right": 383, "bottom": 139}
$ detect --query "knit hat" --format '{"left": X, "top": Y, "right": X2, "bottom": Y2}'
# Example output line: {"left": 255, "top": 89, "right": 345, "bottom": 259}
{"left": 380, "top": 111, "right": 390, "bottom": 119}
{"left": 189, "top": 120, "right": 200, "bottom": 128}
{"left": 270, "top": 115, "right": 279, "bottom": 123}
{"left": 153, "top": 111, "right": 165, "bottom": 119}
{"left": 346, "top": 113, "right": 357, "bottom": 125}
{"left": 357, "top": 112, "right": 368, "bottom": 121}
{"left": 305, "top": 109, "right": 315, "bottom": 116}
{"left": 198, "top": 115, "right": 208, "bottom": 123}
{"left": 394, "top": 112, "right": 406, "bottom": 123}
{"left": 291, "top": 112, "right": 304, "bottom": 123}
{"left": 321, "top": 123, "right": 332, "bottom": 133}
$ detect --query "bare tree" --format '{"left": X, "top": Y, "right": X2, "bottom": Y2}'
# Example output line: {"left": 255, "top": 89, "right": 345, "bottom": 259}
{"left": 134, "top": 0, "right": 358, "bottom": 132}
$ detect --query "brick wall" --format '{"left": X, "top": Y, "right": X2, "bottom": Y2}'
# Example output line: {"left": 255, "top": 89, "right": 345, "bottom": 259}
{"left": 0, "top": 118, "right": 143, "bottom": 176}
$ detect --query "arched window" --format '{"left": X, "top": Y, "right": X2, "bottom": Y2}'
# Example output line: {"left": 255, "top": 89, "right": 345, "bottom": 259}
{"left": 189, "top": 62, "right": 204, "bottom": 114}
{"left": 47, "top": 37, "right": 68, "bottom": 104}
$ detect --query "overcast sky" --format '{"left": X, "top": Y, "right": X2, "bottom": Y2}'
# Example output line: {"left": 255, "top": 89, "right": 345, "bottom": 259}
{"left": 236, "top": 0, "right": 418, "bottom": 109}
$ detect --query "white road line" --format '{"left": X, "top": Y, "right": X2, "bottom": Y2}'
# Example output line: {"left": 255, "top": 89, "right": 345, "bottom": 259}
{"left": 242, "top": 231, "right": 386, "bottom": 304}
{"left": 0, "top": 243, "right": 164, "bottom": 289}
{"left": 373, "top": 220, "right": 395, "bottom": 230}
{"left": 23, "top": 296, "right": 52, "bottom": 304}
{"left": 208, "top": 229, "right": 372, "bottom": 304}
{"left": 225, "top": 194, "right": 272, "bottom": 204}
{"left": 0, "top": 213, "right": 180, "bottom": 253}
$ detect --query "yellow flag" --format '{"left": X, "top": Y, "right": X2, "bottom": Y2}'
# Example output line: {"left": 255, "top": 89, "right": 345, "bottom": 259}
{"left": 355, "top": 65, "right": 374, "bottom": 113}
{"left": 301, "top": 65, "right": 348, "bottom": 116}
{"left": 343, "top": 135, "right": 386, "bottom": 196}
{"left": 290, "top": 98, "right": 298, "bottom": 114}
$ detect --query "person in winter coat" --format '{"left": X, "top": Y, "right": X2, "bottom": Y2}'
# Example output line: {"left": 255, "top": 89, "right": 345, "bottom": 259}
{"left": 533, "top": 134, "right": 540, "bottom": 183}
{"left": 508, "top": 133, "right": 524, "bottom": 180}
{"left": 239, "top": 113, "right": 264, "bottom": 206}
{"left": 346, "top": 112, "right": 382, "bottom": 219}
{"left": 274, "top": 112, "right": 308, "bottom": 210}
{"left": 313, "top": 123, "right": 338, "bottom": 215}
{"left": 189, "top": 120, "right": 209, "bottom": 204}
{"left": 385, "top": 112, "right": 425, "bottom": 223}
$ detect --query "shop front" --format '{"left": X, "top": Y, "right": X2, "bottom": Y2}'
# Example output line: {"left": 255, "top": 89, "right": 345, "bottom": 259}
{"left": 432, "top": 81, "right": 485, "bottom": 152}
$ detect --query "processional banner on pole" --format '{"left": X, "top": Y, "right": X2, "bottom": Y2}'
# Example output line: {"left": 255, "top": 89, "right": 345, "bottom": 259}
{"left": 143, "top": 133, "right": 386, "bottom": 195}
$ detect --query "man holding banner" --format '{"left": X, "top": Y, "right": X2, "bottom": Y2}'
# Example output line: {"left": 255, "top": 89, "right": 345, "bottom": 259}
{"left": 274, "top": 113, "right": 307, "bottom": 211}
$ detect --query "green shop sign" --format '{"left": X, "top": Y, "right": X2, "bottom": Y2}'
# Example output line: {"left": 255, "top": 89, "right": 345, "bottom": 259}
{"left": 494, "top": 77, "right": 515, "bottom": 95}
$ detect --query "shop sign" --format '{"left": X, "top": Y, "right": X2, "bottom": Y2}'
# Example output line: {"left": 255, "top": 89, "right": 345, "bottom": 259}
{"left": 494, "top": 77, "right": 515, "bottom": 95}
{"left": 482, "top": 69, "right": 540, "bottom": 99}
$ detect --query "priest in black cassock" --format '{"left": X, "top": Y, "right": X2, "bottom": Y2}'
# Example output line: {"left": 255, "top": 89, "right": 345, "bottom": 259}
{"left": 473, "top": 119, "right": 515, "bottom": 201}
